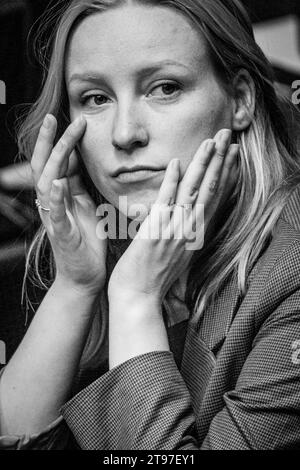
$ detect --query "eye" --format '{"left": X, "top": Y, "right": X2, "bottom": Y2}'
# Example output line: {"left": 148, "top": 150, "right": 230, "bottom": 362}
{"left": 80, "top": 94, "right": 108, "bottom": 107}
{"left": 149, "top": 82, "right": 181, "bottom": 99}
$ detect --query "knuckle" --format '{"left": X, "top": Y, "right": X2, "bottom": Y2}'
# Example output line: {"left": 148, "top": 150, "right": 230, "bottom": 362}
{"left": 81, "top": 198, "right": 94, "bottom": 211}
{"left": 177, "top": 184, "right": 198, "bottom": 202}
{"left": 209, "top": 181, "right": 218, "bottom": 193}
{"left": 198, "top": 161, "right": 209, "bottom": 169}
{"left": 189, "top": 186, "right": 199, "bottom": 198}
{"left": 216, "top": 185, "right": 224, "bottom": 197}
{"left": 54, "top": 139, "right": 66, "bottom": 153}
{"left": 216, "top": 151, "right": 225, "bottom": 160}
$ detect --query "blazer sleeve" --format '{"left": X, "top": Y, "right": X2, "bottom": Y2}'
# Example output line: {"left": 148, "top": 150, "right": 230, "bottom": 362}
{"left": 61, "top": 290, "right": 300, "bottom": 450}
{"left": 61, "top": 351, "right": 199, "bottom": 450}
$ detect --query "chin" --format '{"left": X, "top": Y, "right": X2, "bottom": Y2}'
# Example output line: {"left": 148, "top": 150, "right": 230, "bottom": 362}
{"left": 115, "top": 195, "right": 154, "bottom": 221}
{"left": 125, "top": 199, "right": 153, "bottom": 220}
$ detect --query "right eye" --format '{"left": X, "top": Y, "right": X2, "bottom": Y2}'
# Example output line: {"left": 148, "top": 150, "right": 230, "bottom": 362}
{"left": 80, "top": 94, "right": 109, "bottom": 107}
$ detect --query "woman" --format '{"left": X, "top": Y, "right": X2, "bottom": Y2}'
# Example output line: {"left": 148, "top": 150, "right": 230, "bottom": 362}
{"left": 0, "top": 0, "right": 300, "bottom": 450}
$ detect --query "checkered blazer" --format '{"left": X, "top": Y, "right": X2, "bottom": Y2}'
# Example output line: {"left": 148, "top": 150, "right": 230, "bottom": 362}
{"left": 1, "top": 186, "right": 300, "bottom": 450}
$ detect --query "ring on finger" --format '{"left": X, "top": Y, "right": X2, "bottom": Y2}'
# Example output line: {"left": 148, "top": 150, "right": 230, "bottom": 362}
{"left": 35, "top": 198, "right": 50, "bottom": 212}
{"left": 171, "top": 202, "right": 192, "bottom": 211}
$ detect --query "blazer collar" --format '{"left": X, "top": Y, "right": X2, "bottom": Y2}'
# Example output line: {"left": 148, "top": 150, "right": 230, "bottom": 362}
{"left": 185, "top": 184, "right": 300, "bottom": 354}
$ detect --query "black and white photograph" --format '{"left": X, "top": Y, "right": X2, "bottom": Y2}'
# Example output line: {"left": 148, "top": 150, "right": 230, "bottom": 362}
{"left": 0, "top": 0, "right": 300, "bottom": 454}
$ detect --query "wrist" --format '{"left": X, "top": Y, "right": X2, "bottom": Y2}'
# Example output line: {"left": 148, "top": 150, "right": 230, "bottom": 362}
{"left": 108, "top": 293, "right": 168, "bottom": 369}
{"left": 109, "top": 292, "right": 163, "bottom": 329}
{"left": 52, "top": 276, "right": 102, "bottom": 302}
{"left": 108, "top": 288, "right": 161, "bottom": 307}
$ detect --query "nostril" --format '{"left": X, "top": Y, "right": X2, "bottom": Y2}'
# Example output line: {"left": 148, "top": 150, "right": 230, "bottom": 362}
{"left": 113, "top": 139, "right": 148, "bottom": 153}
{"left": 112, "top": 133, "right": 149, "bottom": 151}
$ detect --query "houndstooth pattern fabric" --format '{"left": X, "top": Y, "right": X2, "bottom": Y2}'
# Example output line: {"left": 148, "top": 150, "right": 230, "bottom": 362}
{"left": 1, "top": 186, "right": 300, "bottom": 449}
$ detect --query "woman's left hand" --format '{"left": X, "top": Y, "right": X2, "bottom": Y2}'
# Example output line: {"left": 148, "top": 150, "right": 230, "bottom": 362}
{"left": 108, "top": 128, "right": 239, "bottom": 305}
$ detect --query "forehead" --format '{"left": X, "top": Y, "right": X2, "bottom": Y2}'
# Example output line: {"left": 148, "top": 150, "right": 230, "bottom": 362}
{"left": 65, "top": 4, "right": 209, "bottom": 80}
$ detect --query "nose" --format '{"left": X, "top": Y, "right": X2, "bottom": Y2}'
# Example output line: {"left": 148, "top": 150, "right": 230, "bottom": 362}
{"left": 112, "top": 99, "right": 149, "bottom": 151}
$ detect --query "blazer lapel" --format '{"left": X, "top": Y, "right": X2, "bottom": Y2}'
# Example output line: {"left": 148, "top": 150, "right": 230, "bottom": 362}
{"left": 179, "top": 259, "right": 262, "bottom": 408}
{"left": 194, "top": 272, "right": 242, "bottom": 353}
{"left": 180, "top": 322, "right": 216, "bottom": 413}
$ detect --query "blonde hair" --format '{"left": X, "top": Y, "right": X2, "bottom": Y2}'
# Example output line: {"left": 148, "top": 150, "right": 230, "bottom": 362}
{"left": 19, "top": 0, "right": 300, "bottom": 368}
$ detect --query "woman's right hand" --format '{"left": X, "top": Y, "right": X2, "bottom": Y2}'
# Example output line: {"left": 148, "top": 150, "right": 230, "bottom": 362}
{"left": 31, "top": 114, "right": 107, "bottom": 296}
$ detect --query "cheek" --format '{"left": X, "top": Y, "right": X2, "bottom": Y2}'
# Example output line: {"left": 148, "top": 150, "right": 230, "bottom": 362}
{"left": 79, "top": 118, "right": 109, "bottom": 174}
{"left": 77, "top": 119, "right": 116, "bottom": 201}
{"left": 154, "top": 91, "right": 231, "bottom": 173}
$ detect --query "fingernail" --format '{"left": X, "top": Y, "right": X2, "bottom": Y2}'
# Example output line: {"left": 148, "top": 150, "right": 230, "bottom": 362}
{"left": 216, "top": 129, "right": 232, "bottom": 154}
{"left": 171, "top": 159, "right": 180, "bottom": 169}
{"left": 220, "top": 129, "right": 232, "bottom": 143}
{"left": 43, "top": 114, "right": 52, "bottom": 129}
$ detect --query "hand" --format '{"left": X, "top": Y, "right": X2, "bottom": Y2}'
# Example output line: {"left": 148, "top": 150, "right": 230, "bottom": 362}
{"left": 108, "top": 129, "right": 238, "bottom": 304}
{"left": 31, "top": 114, "right": 108, "bottom": 296}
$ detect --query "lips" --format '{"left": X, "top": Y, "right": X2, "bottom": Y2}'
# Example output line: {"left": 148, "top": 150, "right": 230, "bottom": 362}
{"left": 112, "top": 165, "right": 165, "bottom": 177}
{"left": 114, "top": 168, "right": 165, "bottom": 183}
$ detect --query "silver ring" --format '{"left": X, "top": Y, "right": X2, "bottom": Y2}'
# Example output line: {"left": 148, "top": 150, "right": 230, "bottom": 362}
{"left": 35, "top": 198, "right": 50, "bottom": 212}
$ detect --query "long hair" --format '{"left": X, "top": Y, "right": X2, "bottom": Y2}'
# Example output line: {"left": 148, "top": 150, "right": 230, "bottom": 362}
{"left": 19, "top": 0, "right": 300, "bottom": 368}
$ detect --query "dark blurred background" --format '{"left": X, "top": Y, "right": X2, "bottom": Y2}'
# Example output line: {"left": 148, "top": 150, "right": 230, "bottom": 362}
{"left": 0, "top": 0, "right": 300, "bottom": 367}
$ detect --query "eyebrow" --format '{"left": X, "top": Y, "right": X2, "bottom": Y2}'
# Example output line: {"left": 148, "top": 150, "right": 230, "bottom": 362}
{"left": 68, "top": 60, "right": 193, "bottom": 84}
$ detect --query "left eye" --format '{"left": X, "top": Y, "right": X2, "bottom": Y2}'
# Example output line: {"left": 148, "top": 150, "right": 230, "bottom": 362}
{"left": 150, "top": 83, "right": 181, "bottom": 98}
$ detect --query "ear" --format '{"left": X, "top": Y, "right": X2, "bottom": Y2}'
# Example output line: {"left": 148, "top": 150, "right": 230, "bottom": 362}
{"left": 231, "top": 69, "right": 256, "bottom": 131}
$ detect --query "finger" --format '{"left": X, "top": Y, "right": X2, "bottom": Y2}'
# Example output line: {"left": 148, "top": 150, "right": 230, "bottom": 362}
{"left": 156, "top": 159, "right": 180, "bottom": 206}
{"left": 69, "top": 173, "right": 90, "bottom": 197}
{"left": 69, "top": 174, "right": 96, "bottom": 212}
{"left": 171, "top": 204, "right": 193, "bottom": 242}
{"left": 214, "top": 143, "right": 240, "bottom": 206}
{"left": 138, "top": 161, "right": 180, "bottom": 240}
{"left": 49, "top": 179, "right": 73, "bottom": 240}
{"left": 37, "top": 116, "right": 86, "bottom": 203}
{"left": 175, "top": 139, "right": 216, "bottom": 205}
{"left": 186, "top": 201, "right": 205, "bottom": 251}
{"left": 31, "top": 114, "right": 57, "bottom": 183}
{"left": 195, "top": 143, "right": 239, "bottom": 226}
{"left": 196, "top": 129, "right": 232, "bottom": 202}
{"left": 69, "top": 174, "right": 99, "bottom": 227}
{"left": 67, "top": 150, "right": 80, "bottom": 176}
{"left": 171, "top": 130, "right": 231, "bottom": 241}
{"left": 41, "top": 116, "right": 86, "bottom": 184}
{"left": 214, "top": 128, "right": 232, "bottom": 159}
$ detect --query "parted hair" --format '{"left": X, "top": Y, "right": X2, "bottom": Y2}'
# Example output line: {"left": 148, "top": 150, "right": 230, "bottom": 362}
{"left": 19, "top": 0, "right": 300, "bottom": 368}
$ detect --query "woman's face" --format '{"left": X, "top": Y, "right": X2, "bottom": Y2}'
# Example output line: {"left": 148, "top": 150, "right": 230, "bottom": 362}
{"left": 66, "top": 4, "right": 234, "bottom": 215}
